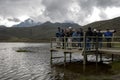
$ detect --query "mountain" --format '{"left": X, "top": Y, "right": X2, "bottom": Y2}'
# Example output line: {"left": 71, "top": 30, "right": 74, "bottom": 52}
{"left": 0, "top": 25, "right": 6, "bottom": 28}
{"left": 0, "top": 17, "right": 120, "bottom": 42}
{"left": 0, "top": 16, "right": 120, "bottom": 42}
{"left": 12, "top": 18, "right": 41, "bottom": 27}
{"left": 38, "top": 21, "right": 81, "bottom": 28}
{"left": 83, "top": 17, "right": 120, "bottom": 35}
{"left": 0, "top": 21, "right": 81, "bottom": 42}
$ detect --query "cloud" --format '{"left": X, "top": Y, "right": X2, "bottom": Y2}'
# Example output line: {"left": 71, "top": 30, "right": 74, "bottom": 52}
{"left": 75, "top": 0, "right": 120, "bottom": 24}
{"left": 0, "top": 0, "right": 44, "bottom": 18}
{"left": 7, "top": 17, "right": 20, "bottom": 22}
{"left": 41, "top": 0, "right": 120, "bottom": 25}
{"left": 41, "top": 0, "right": 74, "bottom": 22}
{"left": 0, "top": 0, "right": 120, "bottom": 26}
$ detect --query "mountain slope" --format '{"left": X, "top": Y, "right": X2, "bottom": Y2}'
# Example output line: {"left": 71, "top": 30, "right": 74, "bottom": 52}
{"left": 12, "top": 18, "right": 41, "bottom": 27}
{"left": 0, "top": 16, "right": 120, "bottom": 42}
{"left": 0, "top": 22, "right": 81, "bottom": 42}
{"left": 83, "top": 17, "right": 120, "bottom": 35}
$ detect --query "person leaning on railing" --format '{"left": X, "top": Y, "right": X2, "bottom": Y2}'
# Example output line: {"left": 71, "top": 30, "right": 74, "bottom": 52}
{"left": 92, "top": 29, "right": 98, "bottom": 49}
{"left": 104, "top": 29, "right": 113, "bottom": 48}
{"left": 72, "top": 29, "right": 80, "bottom": 48}
{"left": 78, "top": 28, "right": 83, "bottom": 48}
{"left": 97, "top": 29, "right": 103, "bottom": 49}
{"left": 62, "top": 28, "right": 72, "bottom": 49}
{"left": 55, "top": 27, "right": 62, "bottom": 48}
{"left": 86, "top": 27, "right": 93, "bottom": 50}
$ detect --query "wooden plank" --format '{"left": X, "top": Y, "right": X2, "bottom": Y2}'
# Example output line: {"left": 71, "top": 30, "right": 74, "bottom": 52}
{"left": 99, "top": 49, "right": 120, "bottom": 55}
{"left": 50, "top": 48, "right": 83, "bottom": 53}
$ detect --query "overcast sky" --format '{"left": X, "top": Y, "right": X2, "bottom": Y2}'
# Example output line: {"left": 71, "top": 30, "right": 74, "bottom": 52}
{"left": 0, "top": 0, "right": 120, "bottom": 27}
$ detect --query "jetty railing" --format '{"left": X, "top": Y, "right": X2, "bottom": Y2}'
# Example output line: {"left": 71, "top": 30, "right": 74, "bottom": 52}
{"left": 50, "top": 36, "right": 120, "bottom": 50}
{"left": 50, "top": 35, "right": 120, "bottom": 66}
{"left": 50, "top": 35, "right": 120, "bottom": 70}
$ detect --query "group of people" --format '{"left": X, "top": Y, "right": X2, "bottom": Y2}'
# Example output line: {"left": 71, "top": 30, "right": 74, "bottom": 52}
{"left": 55, "top": 26, "right": 115, "bottom": 49}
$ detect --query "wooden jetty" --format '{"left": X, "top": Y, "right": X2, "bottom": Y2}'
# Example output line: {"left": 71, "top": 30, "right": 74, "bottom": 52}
{"left": 50, "top": 32, "right": 120, "bottom": 68}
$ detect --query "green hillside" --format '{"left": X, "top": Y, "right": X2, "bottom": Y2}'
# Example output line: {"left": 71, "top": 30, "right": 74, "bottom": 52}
{"left": 0, "top": 22, "right": 81, "bottom": 42}
{"left": 83, "top": 17, "right": 120, "bottom": 35}
{"left": 0, "top": 16, "right": 120, "bottom": 42}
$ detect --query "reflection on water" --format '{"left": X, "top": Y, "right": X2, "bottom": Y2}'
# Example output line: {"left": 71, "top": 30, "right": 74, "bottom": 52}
{"left": 0, "top": 43, "right": 113, "bottom": 80}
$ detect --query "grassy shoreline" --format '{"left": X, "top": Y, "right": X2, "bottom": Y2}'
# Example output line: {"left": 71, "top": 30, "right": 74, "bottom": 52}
{"left": 53, "top": 61, "right": 120, "bottom": 80}
{"left": 0, "top": 39, "right": 50, "bottom": 43}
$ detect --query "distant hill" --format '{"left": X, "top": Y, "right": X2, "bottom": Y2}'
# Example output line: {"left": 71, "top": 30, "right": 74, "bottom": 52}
{"left": 0, "top": 25, "right": 6, "bottom": 28}
{"left": 83, "top": 17, "right": 120, "bottom": 36}
{"left": 1, "top": 16, "right": 120, "bottom": 42}
{"left": 0, "top": 21, "right": 81, "bottom": 42}
{"left": 12, "top": 18, "right": 41, "bottom": 27}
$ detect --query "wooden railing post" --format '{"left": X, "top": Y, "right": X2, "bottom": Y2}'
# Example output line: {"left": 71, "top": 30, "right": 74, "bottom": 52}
{"left": 112, "top": 33, "right": 115, "bottom": 48}
{"left": 95, "top": 36, "right": 99, "bottom": 65}
{"left": 83, "top": 31, "right": 86, "bottom": 72}
{"left": 50, "top": 38, "right": 53, "bottom": 65}
{"left": 63, "top": 36, "right": 66, "bottom": 49}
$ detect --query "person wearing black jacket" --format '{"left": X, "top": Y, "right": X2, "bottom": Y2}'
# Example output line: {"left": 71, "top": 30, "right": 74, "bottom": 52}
{"left": 98, "top": 30, "right": 103, "bottom": 48}
{"left": 78, "top": 28, "right": 83, "bottom": 48}
{"left": 86, "top": 27, "right": 93, "bottom": 50}
{"left": 92, "top": 29, "right": 98, "bottom": 49}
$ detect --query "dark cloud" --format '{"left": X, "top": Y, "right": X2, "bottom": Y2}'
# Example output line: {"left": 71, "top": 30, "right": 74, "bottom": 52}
{"left": 0, "top": 0, "right": 43, "bottom": 17}
{"left": 77, "top": 0, "right": 120, "bottom": 19}
{"left": 96, "top": 0, "right": 120, "bottom": 8}
{"left": 41, "top": 0, "right": 73, "bottom": 22}
{"left": 7, "top": 18, "right": 20, "bottom": 22}
{"left": 0, "top": 0, "right": 120, "bottom": 26}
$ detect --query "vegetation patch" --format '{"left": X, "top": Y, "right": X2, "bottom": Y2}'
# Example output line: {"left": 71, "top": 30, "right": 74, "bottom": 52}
{"left": 53, "top": 61, "right": 120, "bottom": 80}
{"left": 110, "top": 61, "right": 120, "bottom": 74}
{"left": 16, "top": 49, "right": 31, "bottom": 52}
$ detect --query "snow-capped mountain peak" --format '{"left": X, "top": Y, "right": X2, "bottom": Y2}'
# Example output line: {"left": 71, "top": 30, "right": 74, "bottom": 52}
{"left": 12, "top": 18, "right": 41, "bottom": 27}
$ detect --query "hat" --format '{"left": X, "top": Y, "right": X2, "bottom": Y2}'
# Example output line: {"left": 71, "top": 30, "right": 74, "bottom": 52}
{"left": 88, "top": 27, "right": 91, "bottom": 30}
{"left": 69, "top": 26, "right": 72, "bottom": 29}
{"left": 93, "top": 29, "right": 97, "bottom": 31}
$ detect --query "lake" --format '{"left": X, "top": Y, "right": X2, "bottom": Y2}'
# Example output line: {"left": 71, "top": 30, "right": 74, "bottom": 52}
{"left": 0, "top": 43, "right": 113, "bottom": 80}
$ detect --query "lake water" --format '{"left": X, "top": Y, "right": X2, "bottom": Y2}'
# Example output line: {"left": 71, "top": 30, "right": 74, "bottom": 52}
{"left": 0, "top": 43, "right": 112, "bottom": 80}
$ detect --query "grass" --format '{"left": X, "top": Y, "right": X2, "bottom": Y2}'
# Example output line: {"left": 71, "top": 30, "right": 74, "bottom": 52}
{"left": 53, "top": 61, "right": 120, "bottom": 80}
{"left": 16, "top": 49, "right": 31, "bottom": 52}
{"left": 110, "top": 61, "right": 120, "bottom": 73}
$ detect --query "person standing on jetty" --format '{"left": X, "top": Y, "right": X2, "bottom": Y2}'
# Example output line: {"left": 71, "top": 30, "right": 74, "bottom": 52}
{"left": 98, "top": 29, "right": 103, "bottom": 49}
{"left": 62, "top": 28, "right": 72, "bottom": 49}
{"left": 56, "top": 27, "right": 62, "bottom": 48}
{"left": 92, "top": 29, "right": 98, "bottom": 49}
{"left": 67, "top": 27, "right": 73, "bottom": 49}
{"left": 104, "top": 29, "right": 113, "bottom": 48}
{"left": 86, "top": 27, "right": 93, "bottom": 50}
{"left": 78, "top": 28, "right": 83, "bottom": 48}
{"left": 72, "top": 29, "right": 80, "bottom": 47}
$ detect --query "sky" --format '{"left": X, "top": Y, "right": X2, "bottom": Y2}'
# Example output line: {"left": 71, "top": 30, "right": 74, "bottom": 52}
{"left": 0, "top": 0, "right": 120, "bottom": 27}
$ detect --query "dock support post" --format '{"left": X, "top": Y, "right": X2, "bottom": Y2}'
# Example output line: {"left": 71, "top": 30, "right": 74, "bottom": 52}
{"left": 50, "top": 50, "right": 53, "bottom": 65}
{"left": 112, "top": 54, "right": 114, "bottom": 62}
{"left": 95, "top": 36, "right": 99, "bottom": 71}
{"left": 64, "top": 52, "right": 66, "bottom": 66}
{"left": 50, "top": 38, "right": 53, "bottom": 65}
{"left": 70, "top": 52, "right": 72, "bottom": 62}
{"left": 83, "top": 32, "right": 86, "bottom": 72}
{"left": 100, "top": 53, "right": 103, "bottom": 62}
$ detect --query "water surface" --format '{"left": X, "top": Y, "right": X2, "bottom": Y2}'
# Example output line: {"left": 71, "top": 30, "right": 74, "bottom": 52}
{"left": 0, "top": 42, "right": 113, "bottom": 80}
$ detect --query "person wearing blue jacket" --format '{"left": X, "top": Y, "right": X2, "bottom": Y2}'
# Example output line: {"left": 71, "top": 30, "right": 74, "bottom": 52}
{"left": 98, "top": 30, "right": 103, "bottom": 49}
{"left": 72, "top": 29, "right": 80, "bottom": 47}
{"left": 56, "top": 27, "right": 62, "bottom": 48}
{"left": 104, "top": 29, "right": 113, "bottom": 48}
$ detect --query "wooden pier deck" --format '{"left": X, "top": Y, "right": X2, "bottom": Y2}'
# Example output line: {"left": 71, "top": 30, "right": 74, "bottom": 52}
{"left": 99, "top": 48, "right": 120, "bottom": 55}
{"left": 50, "top": 35, "right": 120, "bottom": 68}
